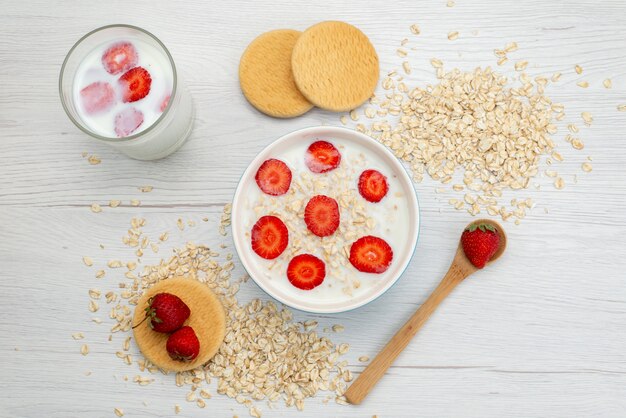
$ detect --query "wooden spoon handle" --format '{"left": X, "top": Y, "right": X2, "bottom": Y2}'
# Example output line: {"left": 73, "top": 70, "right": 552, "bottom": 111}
{"left": 344, "top": 260, "right": 470, "bottom": 405}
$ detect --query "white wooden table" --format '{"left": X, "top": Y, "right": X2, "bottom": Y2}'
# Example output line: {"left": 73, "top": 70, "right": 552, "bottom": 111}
{"left": 2, "top": 1, "right": 626, "bottom": 417}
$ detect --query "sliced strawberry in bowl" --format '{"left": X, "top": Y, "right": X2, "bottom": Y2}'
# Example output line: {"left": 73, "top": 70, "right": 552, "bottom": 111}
{"left": 80, "top": 81, "right": 115, "bottom": 114}
{"left": 305, "top": 140, "right": 341, "bottom": 173}
{"left": 358, "top": 169, "right": 389, "bottom": 203}
{"left": 349, "top": 235, "right": 393, "bottom": 274}
{"left": 114, "top": 107, "right": 144, "bottom": 137}
{"left": 159, "top": 94, "right": 171, "bottom": 112}
{"left": 251, "top": 215, "right": 289, "bottom": 259}
{"left": 118, "top": 66, "right": 152, "bottom": 103}
{"left": 304, "top": 195, "right": 340, "bottom": 237}
{"left": 255, "top": 159, "right": 292, "bottom": 196}
{"left": 102, "top": 41, "right": 138, "bottom": 75}
{"left": 287, "top": 254, "right": 326, "bottom": 290}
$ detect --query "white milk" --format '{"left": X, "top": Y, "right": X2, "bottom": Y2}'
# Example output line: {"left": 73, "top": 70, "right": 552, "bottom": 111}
{"left": 73, "top": 38, "right": 173, "bottom": 138}
{"left": 240, "top": 137, "right": 411, "bottom": 306}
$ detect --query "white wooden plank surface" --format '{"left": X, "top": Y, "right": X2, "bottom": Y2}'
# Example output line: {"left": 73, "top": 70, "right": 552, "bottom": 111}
{"left": 1, "top": 0, "right": 626, "bottom": 417}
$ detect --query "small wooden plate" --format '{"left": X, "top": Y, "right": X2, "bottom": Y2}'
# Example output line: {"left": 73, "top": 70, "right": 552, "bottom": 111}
{"left": 132, "top": 277, "right": 226, "bottom": 372}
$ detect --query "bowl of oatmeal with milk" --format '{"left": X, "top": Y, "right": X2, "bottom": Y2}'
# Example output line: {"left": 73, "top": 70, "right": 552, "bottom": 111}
{"left": 231, "top": 126, "right": 419, "bottom": 313}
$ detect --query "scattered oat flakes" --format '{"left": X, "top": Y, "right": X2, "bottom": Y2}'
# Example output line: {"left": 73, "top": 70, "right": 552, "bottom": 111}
{"left": 554, "top": 177, "right": 565, "bottom": 190}
{"left": 514, "top": 61, "right": 528, "bottom": 71}
{"left": 603, "top": 79, "right": 612, "bottom": 89}
{"left": 582, "top": 162, "right": 592, "bottom": 172}
{"left": 575, "top": 65, "right": 583, "bottom": 74}
{"left": 410, "top": 24, "right": 420, "bottom": 35}
{"left": 83, "top": 256, "right": 93, "bottom": 267}
{"left": 447, "top": 0, "right": 455, "bottom": 6}
{"left": 402, "top": 61, "right": 411, "bottom": 74}
{"left": 332, "top": 324, "right": 345, "bottom": 332}
{"left": 109, "top": 200, "right": 121, "bottom": 208}
{"left": 358, "top": 356, "right": 370, "bottom": 362}
{"left": 505, "top": 42, "right": 518, "bottom": 52}
{"left": 447, "top": 31, "right": 459, "bottom": 41}
{"left": 497, "top": 56, "right": 508, "bottom": 66}
{"left": 340, "top": 115, "right": 348, "bottom": 125}
{"left": 89, "top": 300, "right": 99, "bottom": 312}
{"left": 87, "top": 155, "right": 101, "bottom": 165}
{"left": 95, "top": 269, "right": 106, "bottom": 279}
{"left": 139, "top": 186, "right": 153, "bottom": 193}
{"left": 114, "top": 408, "right": 124, "bottom": 417}
{"left": 175, "top": 405, "right": 181, "bottom": 414}
{"left": 581, "top": 112, "right": 593, "bottom": 125}
{"left": 576, "top": 81, "right": 589, "bottom": 88}
{"left": 130, "top": 199, "right": 141, "bottom": 207}
{"left": 551, "top": 72, "right": 562, "bottom": 82}
{"left": 396, "top": 48, "right": 408, "bottom": 58}
{"left": 72, "top": 332, "right": 84, "bottom": 340}
{"left": 90, "top": 203, "right": 102, "bottom": 213}
{"left": 80, "top": 344, "right": 89, "bottom": 355}
{"left": 618, "top": 105, "right": 626, "bottom": 112}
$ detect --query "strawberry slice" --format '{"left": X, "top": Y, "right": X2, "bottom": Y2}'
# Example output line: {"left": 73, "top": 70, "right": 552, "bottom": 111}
{"left": 80, "top": 82, "right": 115, "bottom": 114}
{"left": 101, "top": 41, "right": 138, "bottom": 75}
{"left": 287, "top": 254, "right": 326, "bottom": 290}
{"left": 304, "top": 195, "right": 340, "bottom": 237}
{"left": 358, "top": 169, "right": 389, "bottom": 203}
{"left": 305, "top": 140, "right": 341, "bottom": 173}
{"left": 255, "top": 159, "right": 292, "bottom": 196}
{"left": 251, "top": 215, "right": 289, "bottom": 259}
{"left": 349, "top": 235, "right": 393, "bottom": 274}
{"left": 114, "top": 107, "right": 144, "bottom": 137}
{"left": 118, "top": 66, "right": 152, "bottom": 103}
{"left": 160, "top": 94, "right": 171, "bottom": 112}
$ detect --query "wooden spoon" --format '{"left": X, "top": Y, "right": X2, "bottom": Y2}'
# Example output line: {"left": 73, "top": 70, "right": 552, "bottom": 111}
{"left": 344, "top": 219, "right": 507, "bottom": 405}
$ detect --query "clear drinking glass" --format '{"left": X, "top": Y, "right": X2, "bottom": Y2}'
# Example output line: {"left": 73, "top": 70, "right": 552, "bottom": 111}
{"left": 59, "top": 24, "right": 194, "bottom": 160}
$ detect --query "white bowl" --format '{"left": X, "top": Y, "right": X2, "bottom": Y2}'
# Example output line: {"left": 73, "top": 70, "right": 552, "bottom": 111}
{"left": 231, "top": 126, "right": 420, "bottom": 313}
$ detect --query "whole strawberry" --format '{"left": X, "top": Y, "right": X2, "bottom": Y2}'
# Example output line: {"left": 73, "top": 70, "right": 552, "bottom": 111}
{"left": 166, "top": 326, "right": 200, "bottom": 361}
{"left": 142, "top": 293, "right": 190, "bottom": 333}
{"left": 461, "top": 223, "right": 500, "bottom": 269}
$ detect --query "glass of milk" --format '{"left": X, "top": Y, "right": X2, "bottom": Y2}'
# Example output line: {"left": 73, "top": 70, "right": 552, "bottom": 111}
{"left": 59, "top": 24, "right": 194, "bottom": 160}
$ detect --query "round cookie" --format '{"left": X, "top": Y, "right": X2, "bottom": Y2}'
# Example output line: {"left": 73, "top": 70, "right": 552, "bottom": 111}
{"left": 291, "top": 21, "right": 379, "bottom": 112}
{"left": 239, "top": 29, "right": 314, "bottom": 118}
{"left": 132, "top": 277, "right": 226, "bottom": 372}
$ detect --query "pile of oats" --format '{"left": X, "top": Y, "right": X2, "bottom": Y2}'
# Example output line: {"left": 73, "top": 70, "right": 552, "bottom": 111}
{"left": 343, "top": 32, "right": 595, "bottom": 223}
{"left": 78, "top": 208, "right": 351, "bottom": 417}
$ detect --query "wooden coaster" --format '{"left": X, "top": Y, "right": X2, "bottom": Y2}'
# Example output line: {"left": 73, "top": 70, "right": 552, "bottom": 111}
{"left": 132, "top": 277, "right": 226, "bottom": 372}
{"left": 239, "top": 29, "right": 314, "bottom": 118}
{"left": 291, "top": 21, "right": 379, "bottom": 112}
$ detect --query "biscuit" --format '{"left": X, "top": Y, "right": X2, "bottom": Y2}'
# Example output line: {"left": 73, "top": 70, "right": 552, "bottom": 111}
{"left": 132, "top": 277, "right": 226, "bottom": 372}
{"left": 239, "top": 29, "right": 314, "bottom": 118}
{"left": 291, "top": 21, "right": 379, "bottom": 112}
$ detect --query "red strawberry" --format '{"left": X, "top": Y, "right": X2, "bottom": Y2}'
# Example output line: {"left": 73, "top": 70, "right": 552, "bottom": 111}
{"left": 305, "top": 140, "right": 341, "bottom": 173}
{"left": 255, "top": 159, "right": 292, "bottom": 196}
{"left": 287, "top": 254, "right": 326, "bottom": 290}
{"left": 166, "top": 326, "right": 200, "bottom": 361}
{"left": 304, "top": 195, "right": 340, "bottom": 237}
{"left": 251, "top": 215, "right": 289, "bottom": 259}
{"left": 101, "top": 41, "right": 138, "bottom": 75}
{"left": 358, "top": 169, "right": 389, "bottom": 203}
{"left": 80, "top": 82, "right": 115, "bottom": 114}
{"left": 118, "top": 66, "right": 152, "bottom": 103}
{"left": 143, "top": 292, "right": 191, "bottom": 333}
{"left": 114, "top": 107, "right": 144, "bottom": 137}
{"left": 460, "top": 223, "right": 500, "bottom": 269}
{"left": 349, "top": 235, "right": 393, "bottom": 274}
{"left": 160, "top": 94, "right": 171, "bottom": 112}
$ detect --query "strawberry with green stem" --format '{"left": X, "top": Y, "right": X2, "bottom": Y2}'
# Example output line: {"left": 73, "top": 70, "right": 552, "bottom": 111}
{"left": 133, "top": 292, "right": 190, "bottom": 333}
{"left": 461, "top": 222, "right": 500, "bottom": 269}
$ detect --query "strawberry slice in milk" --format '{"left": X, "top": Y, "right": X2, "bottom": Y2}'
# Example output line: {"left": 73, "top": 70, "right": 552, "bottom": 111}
{"left": 73, "top": 38, "right": 173, "bottom": 138}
